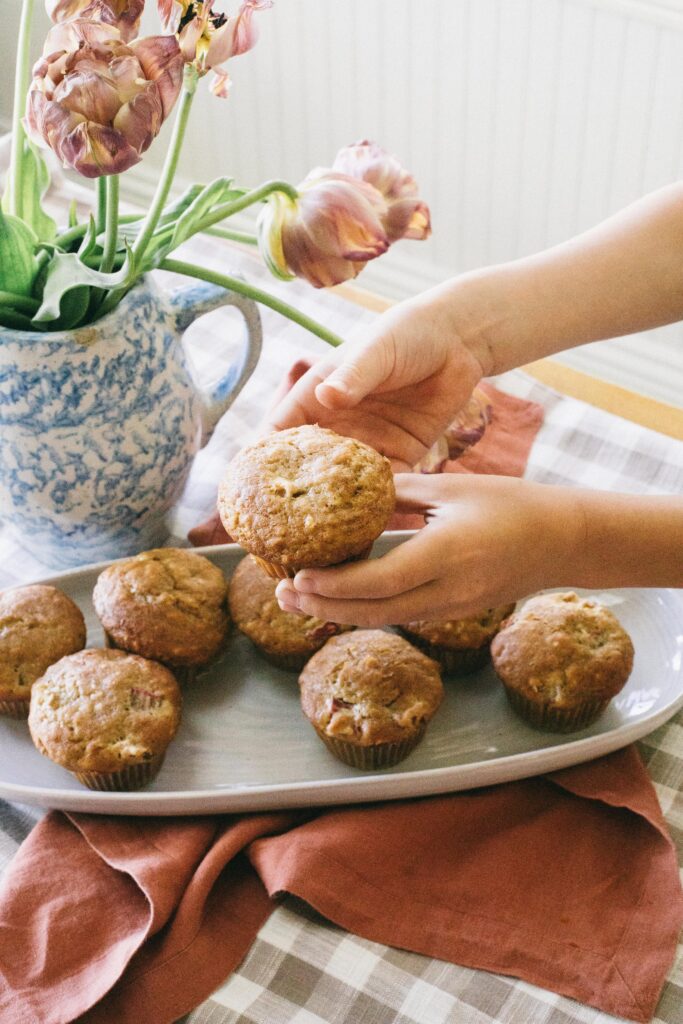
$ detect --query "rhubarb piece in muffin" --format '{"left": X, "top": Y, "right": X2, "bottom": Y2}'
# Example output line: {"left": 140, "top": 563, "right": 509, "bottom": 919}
{"left": 28, "top": 648, "right": 182, "bottom": 791}
{"left": 399, "top": 604, "right": 515, "bottom": 675}
{"left": 490, "top": 591, "right": 634, "bottom": 732}
{"left": 228, "top": 554, "right": 354, "bottom": 670}
{"left": 299, "top": 630, "right": 444, "bottom": 769}
{"left": 217, "top": 425, "right": 395, "bottom": 579}
{"left": 92, "top": 548, "right": 229, "bottom": 683}
{"left": 0, "top": 584, "right": 86, "bottom": 718}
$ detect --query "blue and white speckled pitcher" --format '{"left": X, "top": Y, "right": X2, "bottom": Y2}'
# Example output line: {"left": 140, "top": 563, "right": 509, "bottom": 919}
{"left": 0, "top": 275, "right": 262, "bottom": 570}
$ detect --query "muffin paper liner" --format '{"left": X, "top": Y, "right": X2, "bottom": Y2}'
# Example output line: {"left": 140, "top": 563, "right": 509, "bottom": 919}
{"left": 0, "top": 698, "right": 30, "bottom": 719}
{"left": 503, "top": 688, "right": 611, "bottom": 733}
{"left": 398, "top": 630, "right": 491, "bottom": 675}
{"left": 315, "top": 722, "right": 428, "bottom": 769}
{"left": 258, "top": 647, "right": 310, "bottom": 672}
{"left": 253, "top": 544, "right": 374, "bottom": 582}
{"left": 71, "top": 753, "right": 166, "bottom": 792}
{"left": 104, "top": 632, "right": 198, "bottom": 685}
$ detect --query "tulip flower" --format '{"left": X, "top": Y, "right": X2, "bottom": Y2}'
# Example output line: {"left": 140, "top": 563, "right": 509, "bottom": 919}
{"left": 332, "top": 139, "right": 431, "bottom": 243}
{"left": 415, "top": 388, "right": 493, "bottom": 472}
{"left": 258, "top": 170, "right": 391, "bottom": 289}
{"left": 26, "top": 20, "right": 184, "bottom": 178}
{"left": 158, "top": 0, "right": 272, "bottom": 98}
{"left": 44, "top": 0, "right": 145, "bottom": 42}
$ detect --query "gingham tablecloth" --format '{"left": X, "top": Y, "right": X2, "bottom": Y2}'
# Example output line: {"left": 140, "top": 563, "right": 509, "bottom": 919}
{"left": 1, "top": 229, "right": 682, "bottom": 1024}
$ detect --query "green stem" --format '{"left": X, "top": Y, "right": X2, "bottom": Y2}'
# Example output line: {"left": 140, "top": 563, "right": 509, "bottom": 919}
{"left": 160, "top": 258, "right": 344, "bottom": 348}
{"left": 55, "top": 214, "right": 140, "bottom": 251}
{"left": 0, "top": 290, "right": 39, "bottom": 314}
{"left": 132, "top": 69, "right": 197, "bottom": 267}
{"left": 0, "top": 308, "right": 34, "bottom": 330}
{"left": 205, "top": 226, "right": 258, "bottom": 246}
{"left": 96, "top": 178, "right": 107, "bottom": 234}
{"left": 8, "top": 0, "right": 35, "bottom": 218}
{"left": 194, "top": 180, "right": 297, "bottom": 236}
{"left": 100, "top": 175, "right": 120, "bottom": 273}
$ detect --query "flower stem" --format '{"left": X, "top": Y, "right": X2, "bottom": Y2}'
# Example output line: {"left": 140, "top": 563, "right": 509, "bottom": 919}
{"left": 96, "top": 177, "right": 107, "bottom": 234}
{"left": 194, "top": 180, "right": 298, "bottom": 235}
{"left": 99, "top": 175, "right": 120, "bottom": 273}
{"left": 56, "top": 214, "right": 140, "bottom": 251}
{"left": 160, "top": 258, "right": 344, "bottom": 348}
{"left": 205, "top": 226, "right": 258, "bottom": 246}
{"left": 132, "top": 68, "right": 197, "bottom": 268}
{"left": 0, "top": 290, "right": 39, "bottom": 314}
{"left": 8, "top": 0, "right": 35, "bottom": 219}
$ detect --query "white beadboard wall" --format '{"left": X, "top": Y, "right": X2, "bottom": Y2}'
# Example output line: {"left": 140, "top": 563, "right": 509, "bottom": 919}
{"left": 2, "top": 0, "right": 683, "bottom": 407}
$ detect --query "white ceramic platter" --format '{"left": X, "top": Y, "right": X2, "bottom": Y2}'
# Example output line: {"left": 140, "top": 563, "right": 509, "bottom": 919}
{"left": 2, "top": 533, "right": 682, "bottom": 815}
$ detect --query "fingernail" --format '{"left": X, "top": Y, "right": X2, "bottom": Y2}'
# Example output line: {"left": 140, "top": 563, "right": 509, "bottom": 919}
{"left": 293, "top": 572, "right": 317, "bottom": 594}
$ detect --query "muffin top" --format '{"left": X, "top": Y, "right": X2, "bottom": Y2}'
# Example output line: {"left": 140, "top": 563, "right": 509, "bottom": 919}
{"left": 228, "top": 555, "right": 353, "bottom": 658}
{"left": 0, "top": 584, "right": 86, "bottom": 701}
{"left": 217, "top": 425, "right": 395, "bottom": 570}
{"left": 300, "top": 630, "right": 443, "bottom": 747}
{"left": 402, "top": 604, "right": 516, "bottom": 650}
{"left": 490, "top": 591, "right": 634, "bottom": 706}
{"left": 28, "top": 648, "right": 182, "bottom": 774}
{"left": 93, "top": 548, "right": 229, "bottom": 667}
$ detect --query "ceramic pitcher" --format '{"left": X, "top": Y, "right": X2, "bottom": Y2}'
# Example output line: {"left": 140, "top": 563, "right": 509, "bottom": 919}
{"left": 0, "top": 275, "right": 262, "bottom": 569}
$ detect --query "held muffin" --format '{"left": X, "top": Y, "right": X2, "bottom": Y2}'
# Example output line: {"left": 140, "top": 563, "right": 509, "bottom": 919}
{"left": 299, "top": 630, "right": 444, "bottom": 769}
{"left": 0, "top": 584, "right": 86, "bottom": 718}
{"left": 28, "top": 648, "right": 182, "bottom": 791}
{"left": 490, "top": 591, "right": 634, "bottom": 732}
{"left": 92, "top": 548, "right": 229, "bottom": 683}
{"left": 228, "top": 554, "right": 354, "bottom": 670}
{"left": 217, "top": 425, "right": 395, "bottom": 579}
{"left": 399, "top": 604, "right": 516, "bottom": 675}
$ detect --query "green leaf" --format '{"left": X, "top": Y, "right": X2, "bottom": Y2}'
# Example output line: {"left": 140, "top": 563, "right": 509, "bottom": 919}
{"left": 117, "top": 184, "right": 206, "bottom": 246}
{"left": 0, "top": 306, "right": 34, "bottom": 330}
{"left": 68, "top": 199, "right": 78, "bottom": 229}
{"left": 32, "top": 248, "right": 135, "bottom": 324}
{"left": 77, "top": 216, "right": 99, "bottom": 261}
{"left": 0, "top": 207, "right": 38, "bottom": 296}
{"left": 2, "top": 140, "right": 58, "bottom": 243}
{"left": 169, "top": 178, "right": 244, "bottom": 253}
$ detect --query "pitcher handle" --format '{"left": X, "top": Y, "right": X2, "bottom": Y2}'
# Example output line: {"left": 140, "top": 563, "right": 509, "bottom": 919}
{"left": 167, "top": 279, "right": 263, "bottom": 446}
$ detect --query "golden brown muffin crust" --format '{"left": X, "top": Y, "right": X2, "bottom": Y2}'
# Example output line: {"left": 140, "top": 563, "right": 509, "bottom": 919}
{"left": 228, "top": 555, "right": 352, "bottom": 659}
{"left": 0, "top": 585, "right": 86, "bottom": 701}
{"left": 93, "top": 548, "right": 228, "bottom": 667}
{"left": 217, "top": 425, "right": 395, "bottom": 569}
{"left": 299, "top": 630, "right": 443, "bottom": 746}
{"left": 28, "top": 648, "right": 181, "bottom": 773}
{"left": 402, "top": 604, "right": 516, "bottom": 650}
{"left": 490, "top": 591, "right": 634, "bottom": 707}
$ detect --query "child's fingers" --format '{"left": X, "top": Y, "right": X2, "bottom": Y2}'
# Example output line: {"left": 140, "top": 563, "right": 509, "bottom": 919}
{"left": 276, "top": 577, "right": 452, "bottom": 628}
{"left": 288, "top": 527, "right": 446, "bottom": 601}
{"left": 393, "top": 472, "right": 468, "bottom": 512}
{"left": 264, "top": 357, "right": 339, "bottom": 432}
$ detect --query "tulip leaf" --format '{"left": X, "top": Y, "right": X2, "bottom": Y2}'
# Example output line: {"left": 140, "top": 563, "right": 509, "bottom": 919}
{"left": 0, "top": 306, "right": 35, "bottom": 331}
{"left": 0, "top": 208, "right": 38, "bottom": 296}
{"left": 165, "top": 178, "right": 244, "bottom": 254}
{"left": 32, "top": 250, "right": 135, "bottom": 324}
{"left": 2, "top": 140, "right": 57, "bottom": 243}
{"left": 116, "top": 184, "right": 206, "bottom": 247}
{"left": 77, "top": 216, "right": 99, "bottom": 261}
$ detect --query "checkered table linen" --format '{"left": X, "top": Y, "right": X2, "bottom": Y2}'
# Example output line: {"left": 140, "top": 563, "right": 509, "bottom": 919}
{"left": 1, "top": 226, "right": 682, "bottom": 1024}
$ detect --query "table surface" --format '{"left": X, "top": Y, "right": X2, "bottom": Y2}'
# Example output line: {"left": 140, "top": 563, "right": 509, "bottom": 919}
{"left": 1, "top": 226, "right": 682, "bottom": 1024}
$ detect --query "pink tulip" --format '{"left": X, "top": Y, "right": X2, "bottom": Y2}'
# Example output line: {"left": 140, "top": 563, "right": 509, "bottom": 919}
{"left": 45, "top": 0, "right": 145, "bottom": 42}
{"left": 332, "top": 139, "right": 431, "bottom": 243}
{"left": 158, "top": 0, "right": 272, "bottom": 98}
{"left": 26, "top": 20, "right": 183, "bottom": 178}
{"left": 415, "top": 388, "right": 493, "bottom": 472}
{"left": 258, "top": 171, "right": 390, "bottom": 289}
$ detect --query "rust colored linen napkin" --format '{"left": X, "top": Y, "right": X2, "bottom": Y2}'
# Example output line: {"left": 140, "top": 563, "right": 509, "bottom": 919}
{"left": 0, "top": 747, "right": 681, "bottom": 1024}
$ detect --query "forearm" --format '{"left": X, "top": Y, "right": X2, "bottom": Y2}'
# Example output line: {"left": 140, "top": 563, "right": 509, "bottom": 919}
{"left": 566, "top": 489, "right": 683, "bottom": 590}
{"left": 421, "top": 182, "right": 683, "bottom": 376}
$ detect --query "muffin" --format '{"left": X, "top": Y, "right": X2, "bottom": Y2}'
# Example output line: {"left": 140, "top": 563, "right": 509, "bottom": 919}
{"left": 92, "top": 548, "right": 229, "bottom": 683}
{"left": 28, "top": 648, "right": 182, "bottom": 791}
{"left": 299, "top": 630, "right": 444, "bottom": 769}
{"left": 490, "top": 591, "right": 634, "bottom": 732}
{"left": 228, "top": 554, "right": 355, "bottom": 670}
{"left": 217, "top": 425, "right": 395, "bottom": 579}
{"left": 399, "top": 604, "right": 515, "bottom": 675}
{"left": 0, "top": 584, "right": 86, "bottom": 718}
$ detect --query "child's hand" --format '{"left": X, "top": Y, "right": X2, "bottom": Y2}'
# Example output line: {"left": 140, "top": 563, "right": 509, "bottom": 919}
{"left": 266, "top": 293, "right": 489, "bottom": 469}
{"left": 275, "top": 475, "right": 584, "bottom": 625}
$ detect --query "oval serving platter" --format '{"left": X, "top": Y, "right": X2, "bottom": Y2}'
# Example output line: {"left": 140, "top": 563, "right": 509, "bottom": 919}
{"left": 2, "top": 532, "right": 682, "bottom": 815}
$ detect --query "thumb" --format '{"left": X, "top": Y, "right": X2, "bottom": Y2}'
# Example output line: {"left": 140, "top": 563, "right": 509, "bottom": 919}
{"left": 315, "top": 336, "right": 392, "bottom": 410}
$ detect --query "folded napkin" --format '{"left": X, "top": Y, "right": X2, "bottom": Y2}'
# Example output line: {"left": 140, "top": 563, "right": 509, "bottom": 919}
{"left": 2, "top": 371, "right": 680, "bottom": 1024}
{"left": 1, "top": 747, "right": 681, "bottom": 1024}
